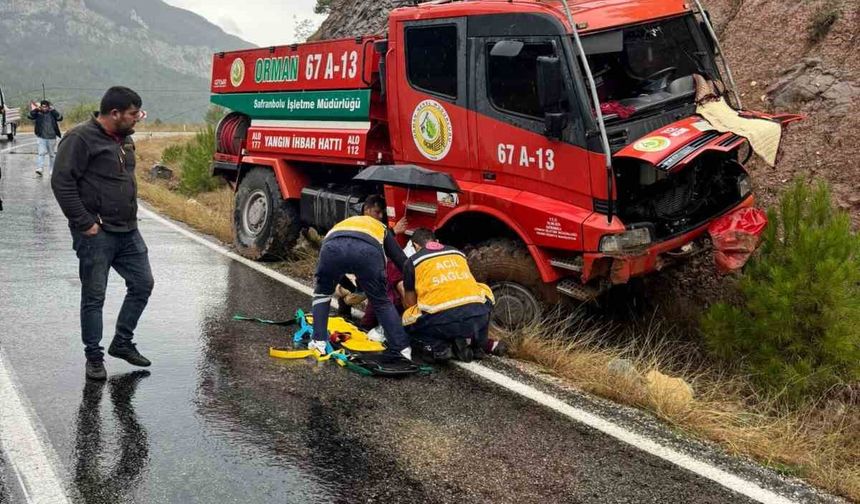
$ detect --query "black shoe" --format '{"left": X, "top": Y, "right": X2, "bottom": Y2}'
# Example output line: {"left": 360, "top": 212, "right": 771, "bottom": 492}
{"left": 108, "top": 342, "right": 151, "bottom": 367}
{"left": 412, "top": 343, "right": 452, "bottom": 364}
{"left": 85, "top": 360, "right": 107, "bottom": 380}
{"left": 452, "top": 338, "right": 473, "bottom": 363}
{"left": 410, "top": 344, "right": 433, "bottom": 364}
{"left": 489, "top": 340, "right": 508, "bottom": 357}
{"left": 433, "top": 345, "right": 453, "bottom": 362}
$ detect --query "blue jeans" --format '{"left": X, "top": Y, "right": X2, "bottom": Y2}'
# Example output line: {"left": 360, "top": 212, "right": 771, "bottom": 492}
{"left": 71, "top": 229, "right": 154, "bottom": 361}
{"left": 37, "top": 138, "right": 57, "bottom": 174}
{"left": 312, "top": 237, "right": 409, "bottom": 352}
{"left": 406, "top": 302, "right": 492, "bottom": 354}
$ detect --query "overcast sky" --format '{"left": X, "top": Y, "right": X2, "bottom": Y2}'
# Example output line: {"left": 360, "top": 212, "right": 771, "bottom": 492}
{"left": 162, "top": 0, "right": 327, "bottom": 47}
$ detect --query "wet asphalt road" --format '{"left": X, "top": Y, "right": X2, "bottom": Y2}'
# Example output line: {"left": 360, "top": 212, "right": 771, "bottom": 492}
{"left": 0, "top": 136, "right": 762, "bottom": 503}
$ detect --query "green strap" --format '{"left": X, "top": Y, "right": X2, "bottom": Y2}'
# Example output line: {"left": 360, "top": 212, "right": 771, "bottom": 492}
{"left": 343, "top": 360, "right": 374, "bottom": 376}
{"left": 330, "top": 352, "right": 374, "bottom": 376}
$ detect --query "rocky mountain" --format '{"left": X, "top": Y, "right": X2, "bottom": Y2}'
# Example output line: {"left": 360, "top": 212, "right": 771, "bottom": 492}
{"left": 311, "top": 0, "right": 395, "bottom": 40}
{"left": 313, "top": 0, "right": 859, "bottom": 224}
{"left": 0, "top": 0, "right": 255, "bottom": 122}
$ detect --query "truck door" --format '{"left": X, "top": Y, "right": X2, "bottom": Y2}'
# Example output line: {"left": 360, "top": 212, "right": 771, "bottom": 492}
{"left": 395, "top": 18, "right": 470, "bottom": 176}
{"left": 471, "top": 36, "right": 593, "bottom": 209}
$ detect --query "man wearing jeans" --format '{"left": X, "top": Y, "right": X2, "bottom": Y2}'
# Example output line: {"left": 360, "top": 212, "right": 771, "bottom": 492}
{"left": 52, "top": 87, "right": 152, "bottom": 380}
{"left": 28, "top": 100, "right": 63, "bottom": 176}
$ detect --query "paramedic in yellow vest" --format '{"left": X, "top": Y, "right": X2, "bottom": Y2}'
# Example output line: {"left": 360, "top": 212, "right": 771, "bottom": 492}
{"left": 310, "top": 195, "right": 411, "bottom": 360}
{"left": 401, "top": 228, "right": 507, "bottom": 363}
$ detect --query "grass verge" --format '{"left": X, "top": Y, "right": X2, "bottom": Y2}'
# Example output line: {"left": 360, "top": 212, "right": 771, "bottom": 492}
{"left": 135, "top": 136, "right": 233, "bottom": 243}
{"left": 134, "top": 139, "right": 859, "bottom": 501}
{"left": 134, "top": 136, "right": 320, "bottom": 283}
{"left": 498, "top": 315, "right": 859, "bottom": 501}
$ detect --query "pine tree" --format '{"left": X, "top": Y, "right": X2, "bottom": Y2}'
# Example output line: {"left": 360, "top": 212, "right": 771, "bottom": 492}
{"left": 702, "top": 180, "right": 860, "bottom": 404}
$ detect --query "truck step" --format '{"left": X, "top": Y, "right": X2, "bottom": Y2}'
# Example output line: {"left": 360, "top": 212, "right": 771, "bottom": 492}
{"left": 405, "top": 202, "right": 438, "bottom": 215}
{"left": 550, "top": 257, "right": 584, "bottom": 273}
{"left": 556, "top": 278, "right": 605, "bottom": 302}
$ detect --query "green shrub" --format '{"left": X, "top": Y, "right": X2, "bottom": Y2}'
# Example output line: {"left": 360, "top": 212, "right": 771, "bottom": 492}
{"left": 314, "top": 0, "right": 333, "bottom": 14}
{"left": 204, "top": 105, "right": 227, "bottom": 127}
{"left": 808, "top": 2, "right": 840, "bottom": 44}
{"left": 701, "top": 180, "right": 860, "bottom": 404}
{"left": 161, "top": 144, "right": 184, "bottom": 165}
{"left": 65, "top": 102, "right": 99, "bottom": 125}
{"left": 177, "top": 125, "right": 220, "bottom": 195}
{"left": 16, "top": 101, "right": 33, "bottom": 126}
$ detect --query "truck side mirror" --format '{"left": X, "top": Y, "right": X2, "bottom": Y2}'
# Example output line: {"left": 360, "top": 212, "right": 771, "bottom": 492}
{"left": 536, "top": 56, "right": 567, "bottom": 140}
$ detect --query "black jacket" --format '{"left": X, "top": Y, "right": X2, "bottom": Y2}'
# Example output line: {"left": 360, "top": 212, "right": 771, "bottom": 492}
{"left": 27, "top": 109, "right": 62, "bottom": 139}
{"left": 51, "top": 117, "right": 138, "bottom": 232}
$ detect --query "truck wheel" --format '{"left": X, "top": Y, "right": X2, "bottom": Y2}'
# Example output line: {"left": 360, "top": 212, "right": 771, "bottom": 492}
{"left": 234, "top": 167, "right": 300, "bottom": 260}
{"left": 467, "top": 239, "right": 559, "bottom": 330}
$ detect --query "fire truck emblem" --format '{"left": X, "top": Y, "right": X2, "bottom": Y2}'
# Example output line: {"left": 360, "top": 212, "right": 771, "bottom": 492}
{"left": 633, "top": 136, "right": 672, "bottom": 153}
{"left": 411, "top": 100, "right": 452, "bottom": 161}
{"left": 230, "top": 58, "right": 245, "bottom": 87}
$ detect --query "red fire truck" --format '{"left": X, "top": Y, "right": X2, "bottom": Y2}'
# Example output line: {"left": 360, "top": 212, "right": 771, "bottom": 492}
{"left": 209, "top": 0, "right": 780, "bottom": 327}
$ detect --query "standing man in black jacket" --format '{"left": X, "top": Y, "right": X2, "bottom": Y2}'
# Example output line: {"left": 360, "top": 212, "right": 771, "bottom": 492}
{"left": 28, "top": 99, "right": 63, "bottom": 177}
{"left": 52, "top": 87, "right": 153, "bottom": 380}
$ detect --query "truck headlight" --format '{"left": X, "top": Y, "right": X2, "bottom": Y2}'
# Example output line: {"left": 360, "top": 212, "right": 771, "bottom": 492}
{"left": 599, "top": 227, "right": 652, "bottom": 253}
{"left": 738, "top": 174, "right": 752, "bottom": 198}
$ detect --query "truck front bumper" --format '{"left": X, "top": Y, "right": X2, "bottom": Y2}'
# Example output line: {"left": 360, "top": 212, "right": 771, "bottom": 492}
{"left": 581, "top": 195, "right": 756, "bottom": 284}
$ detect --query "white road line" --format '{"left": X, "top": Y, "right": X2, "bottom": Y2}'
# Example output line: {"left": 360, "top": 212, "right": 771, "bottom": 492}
{"left": 139, "top": 205, "right": 799, "bottom": 504}
{"left": 0, "top": 138, "right": 70, "bottom": 504}
{"left": 140, "top": 207, "right": 314, "bottom": 295}
{"left": 0, "top": 351, "right": 71, "bottom": 504}
{"left": 1, "top": 140, "right": 38, "bottom": 154}
{"left": 458, "top": 362, "right": 795, "bottom": 504}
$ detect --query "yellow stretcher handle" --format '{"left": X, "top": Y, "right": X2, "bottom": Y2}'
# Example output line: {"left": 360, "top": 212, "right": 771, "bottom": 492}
{"left": 269, "top": 348, "right": 314, "bottom": 359}
{"left": 268, "top": 347, "right": 343, "bottom": 362}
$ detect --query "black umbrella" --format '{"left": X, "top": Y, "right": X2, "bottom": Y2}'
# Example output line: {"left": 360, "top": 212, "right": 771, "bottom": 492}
{"left": 352, "top": 164, "right": 460, "bottom": 193}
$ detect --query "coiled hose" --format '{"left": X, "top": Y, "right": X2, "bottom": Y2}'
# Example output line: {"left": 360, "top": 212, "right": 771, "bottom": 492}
{"left": 216, "top": 112, "right": 250, "bottom": 155}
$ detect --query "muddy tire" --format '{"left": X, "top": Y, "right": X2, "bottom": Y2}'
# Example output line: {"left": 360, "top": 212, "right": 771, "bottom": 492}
{"left": 466, "top": 239, "right": 559, "bottom": 330}
{"left": 234, "top": 167, "right": 300, "bottom": 260}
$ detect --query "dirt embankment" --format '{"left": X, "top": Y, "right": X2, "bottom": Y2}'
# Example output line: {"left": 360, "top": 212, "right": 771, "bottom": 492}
{"left": 708, "top": 0, "right": 859, "bottom": 224}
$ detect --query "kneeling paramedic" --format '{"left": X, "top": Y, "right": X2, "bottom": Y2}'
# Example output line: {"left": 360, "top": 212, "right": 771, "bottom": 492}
{"left": 401, "top": 229, "right": 506, "bottom": 362}
{"left": 311, "top": 195, "right": 411, "bottom": 360}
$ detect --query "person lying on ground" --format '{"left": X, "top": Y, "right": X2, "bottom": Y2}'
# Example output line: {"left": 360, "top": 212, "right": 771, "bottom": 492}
{"left": 401, "top": 228, "right": 507, "bottom": 363}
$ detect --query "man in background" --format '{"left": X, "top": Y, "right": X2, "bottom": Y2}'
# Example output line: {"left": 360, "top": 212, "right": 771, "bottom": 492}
{"left": 28, "top": 99, "right": 63, "bottom": 176}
